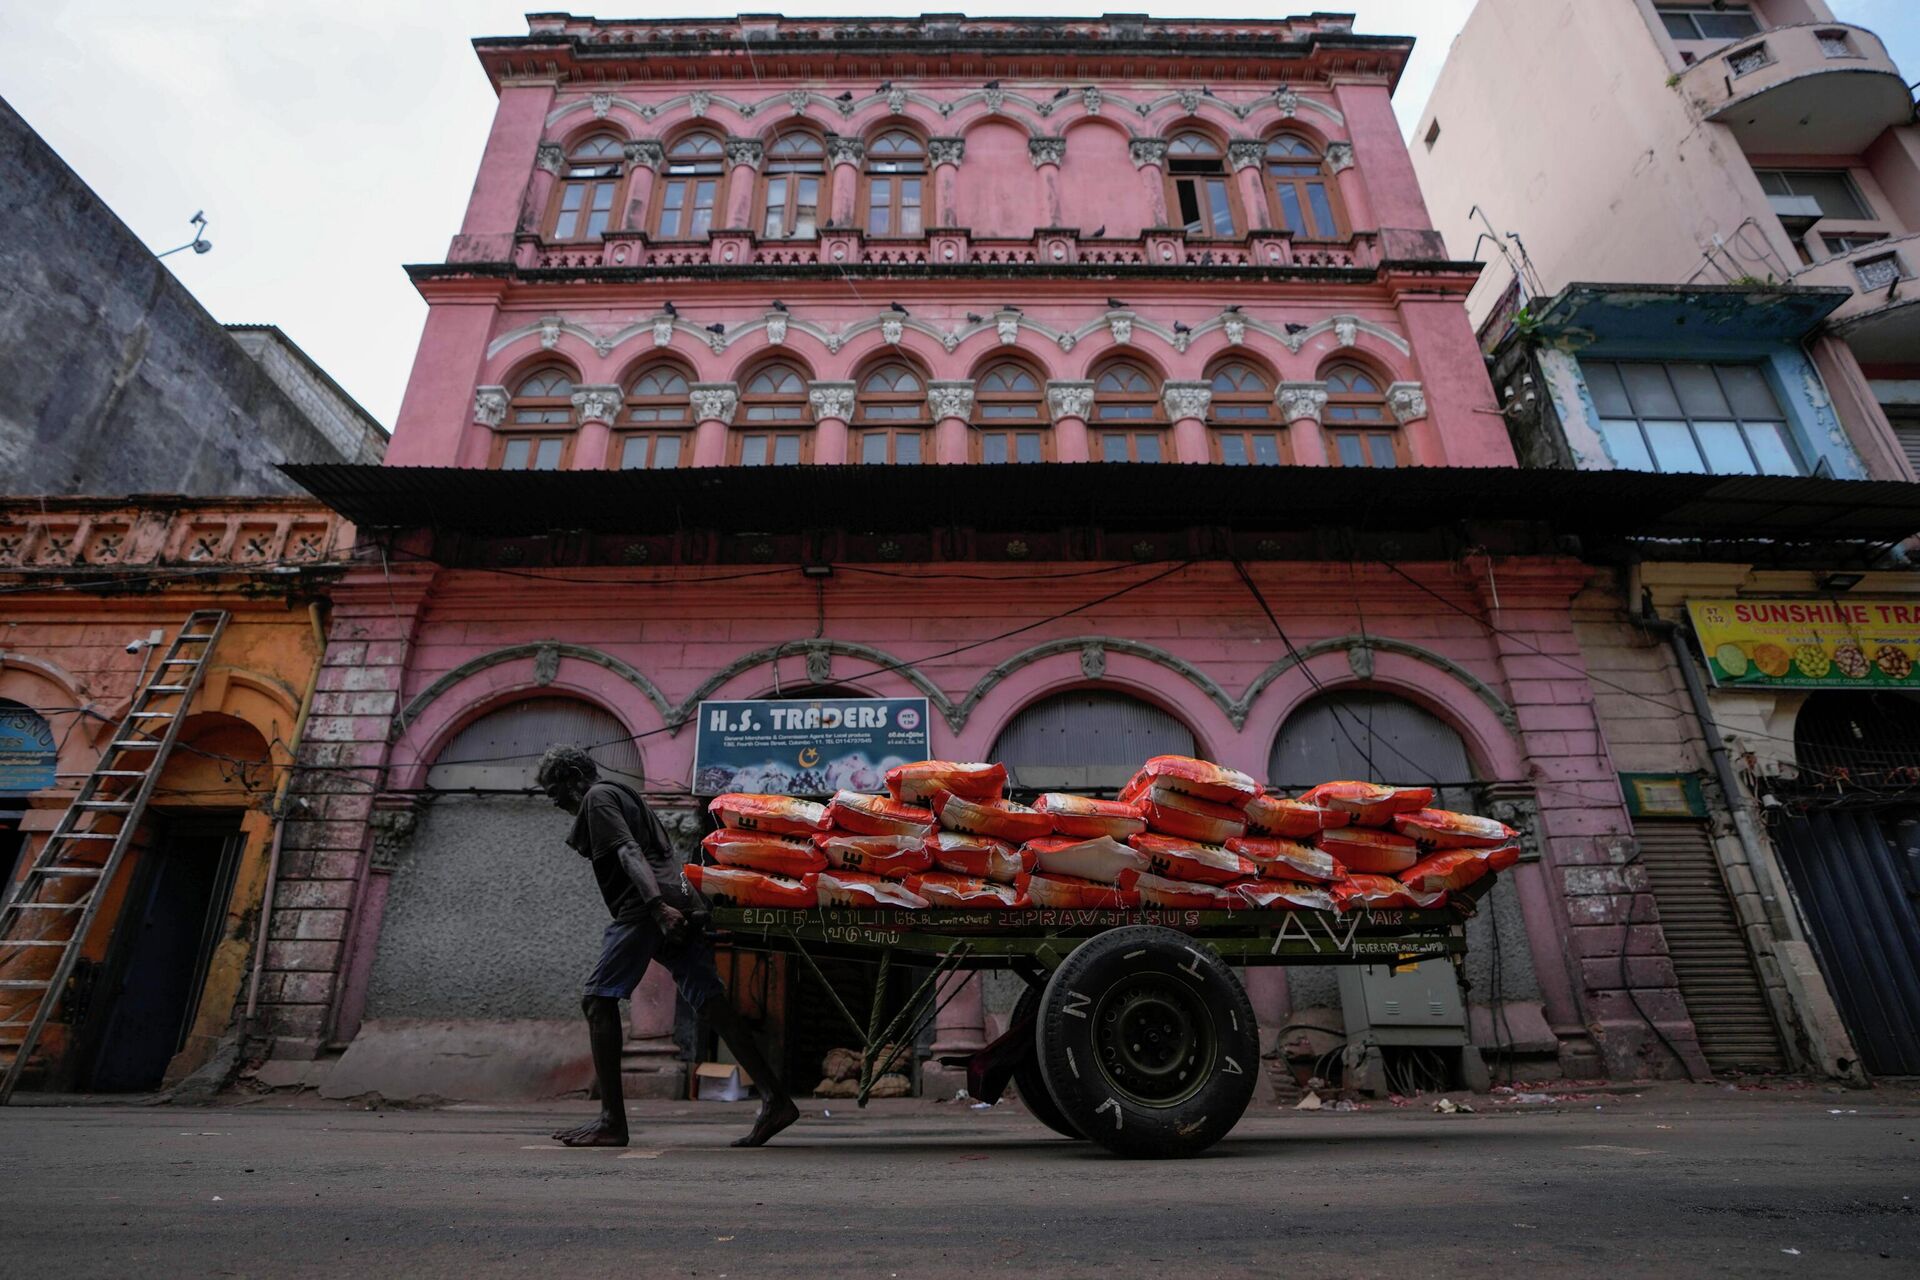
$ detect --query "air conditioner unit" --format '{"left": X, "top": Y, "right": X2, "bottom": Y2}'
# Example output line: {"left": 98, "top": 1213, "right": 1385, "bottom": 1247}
{"left": 1769, "top": 194, "right": 1825, "bottom": 234}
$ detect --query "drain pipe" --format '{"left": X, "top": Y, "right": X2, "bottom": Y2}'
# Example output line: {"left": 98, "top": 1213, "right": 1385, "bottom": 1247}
{"left": 245, "top": 601, "right": 328, "bottom": 1022}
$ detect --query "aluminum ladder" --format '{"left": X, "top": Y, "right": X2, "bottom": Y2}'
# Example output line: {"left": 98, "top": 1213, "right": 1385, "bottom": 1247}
{"left": 0, "top": 609, "right": 229, "bottom": 1103}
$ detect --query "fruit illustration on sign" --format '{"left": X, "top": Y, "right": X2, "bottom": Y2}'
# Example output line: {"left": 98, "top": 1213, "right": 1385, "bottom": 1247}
{"left": 1714, "top": 643, "right": 1748, "bottom": 678}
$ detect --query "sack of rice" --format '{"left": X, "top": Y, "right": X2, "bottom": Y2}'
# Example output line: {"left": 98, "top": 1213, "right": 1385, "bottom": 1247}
{"left": 708, "top": 793, "right": 830, "bottom": 837}
{"left": 1301, "top": 781, "right": 1436, "bottom": 828}
{"left": 1236, "top": 881, "right": 1338, "bottom": 912}
{"left": 1123, "top": 755, "right": 1260, "bottom": 805}
{"left": 817, "top": 869, "right": 930, "bottom": 909}
{"left": 1330, "top": 873, "right": 1446, "bottom": 912}
{"left": 684, "top": 864, "right": 818, "bottom": 908}
{"left": 814, "top": 832, "right": 933, "bottom": 878}
{"left": 702, "top": 830, "right": 827, "bottom": 878}
{"left": 826, "top": 790, "right": 936, "bottom": 840}
{"left": 1026, "top": 872, "right": 1142, "bottom": 910}
{"left": 1243, "top": 793, "right": 1348, "bottom": 838}
{"left": 1131, "top": 782, "right": 1248, "bottom": 845}
{"left": 1032, "top": 793, "right": 1147, "bottom": 839}
{"left": 1391, "top": 808, "right": 1520, "bottom": 850}
{"left": 1399, "top": 844, "right": 1521, "bottom": 894}
{"left": 903, "top": 871, "right": 1030, "bottom": 908}
{"left": 1026, "top": 835, "right": 1149, "bottom": 884}
{"left": 1128, "top": 833, "right": 1258, "bottom": 886}
{"left": 1315, "top": 825, "right": 1421, "bottom": 875}
{"left": 885, "top": 760, "right": 1008, "bottom": 804}
{"left": 1120, "top": 870, "right": 1247, "bottom": 910}
{"left": 1224, "top": 836, "right": 1342, "bottom": 883}
{"left": 925, "top": 831, "right": 1033, "bottom": 884}
{"left": 931, "top": 791, "right": 1054, "bottom": 843}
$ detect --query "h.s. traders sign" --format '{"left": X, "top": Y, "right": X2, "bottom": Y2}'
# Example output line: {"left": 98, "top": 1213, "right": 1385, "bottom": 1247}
{"left": 1688, "top": 598, "right": 1920, "bottom": 688}
{"left": 692, "top": 697, "right": 930, "bottom": 796}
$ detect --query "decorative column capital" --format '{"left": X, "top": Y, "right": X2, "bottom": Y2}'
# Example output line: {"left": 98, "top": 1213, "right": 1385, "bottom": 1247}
{"left": 723, "top": 136, "right": 764, "bottom": 169}
{"left": 807, "top": 380, "right": 857, "bottom": 422}
{"left": 623, "top": 139, "right": 665, "bottom": 170}
{"left": 826, "top": 134, "right": 865, "bottom": 167}
{"left": 535, "top": 141, "right": 567, "bottom": 176}
{"left": 569, "top": 384, "right": 624, "bottom": 426}
{"left": 689, "top": 382, "right": 740, "bottom": 424}
{"left": 1129, "top": 137, "right": 1169, "bottom": 168}
{"left": 473, "top": 386, "right": 510, "bottom": 428}
{"left": 928, "top": 136, "right": 966, "bottom": 167}
{"left": 926, "top": 380, "right": 976, "bottom": 420}
{"left": 1161, "top": 381, "right": 1213, "bottom": 422}
{"left": 1046, "top": 380, "right": 1095, "bottom": 423}
{"left": 1028, "top": 136, "right": 1066, "bottom": 168}
{"left": 1278, "top": 381, "right": 1329, "bottom": 423}
{"left": 1227, "top": 140, "right": 1265, "bottom": 172}
{"left": 1387, "top": 381, "right": 1428, "bottom": 425}
{"left": 1325, "top": 141, "right": 1355, "bottom": 174}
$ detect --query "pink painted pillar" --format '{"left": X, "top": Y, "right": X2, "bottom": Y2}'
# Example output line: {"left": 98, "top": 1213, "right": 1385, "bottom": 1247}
{"left": 1163, "top": 383, "right": 1214, "bottom": 464}
{"left": 570, "top": 385, "right": 621, "bottom": 469}
{"left": 1031, "top": 137, "right": 1064, "bottom": 227}
{"left": 689, "top": 383, "right": 739, "bottom": 466}
{"left": 1278, "top": 382, "right": 1329, "bottom": 466}
{"left": 1047, "top": 381, "right": 1094, "bottom": 463}
{"left": 451, "top": 79, "right": 557, "bottom": 261}
{"left": 1396, "top": 297, "right": 1513, "bottom": 465}
{"left": 526, "top": 144, "right": 563, "bottom": 236}
{"left": 928, "top": 138, "right": 964, "bottom": 227}
{"left": 808, "top": 382, "right": 854, "bottom": 464}
{"left": 386, "top": 281, "right": 508, "bottom": 467}
{"left": 722, "top": 137, "right": 763, "bottom": 231}
{"left": 928, "top": 381, "right": 974, "bottom": 463}
{"left": 1229, "top": 141, "right": 1272, "bottom": 231}
{"left": 1130, "top": 138, "right": 1169, "bottom": 227}
{"left": 1387, "top": 381, "right": 1439, "bottom": 466}
{"left": 622, "top": 140, "right": 664, "bottom": 232}
{"left": 1325, "top": 141, "right": 1372, "bottom": 235}
{"left": 1332, "top": 81, "right": 1432, "bottom": 230}
{"left": 827, "top": 136, "right": 863, "bottom": 229}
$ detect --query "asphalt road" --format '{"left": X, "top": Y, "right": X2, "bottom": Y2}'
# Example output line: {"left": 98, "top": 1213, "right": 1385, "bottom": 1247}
{"left": 2, "top": 1083, "right": 1916, "bottom": 1278}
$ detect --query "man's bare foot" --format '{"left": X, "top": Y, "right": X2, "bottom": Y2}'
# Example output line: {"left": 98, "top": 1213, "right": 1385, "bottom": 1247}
{"left": 730, "top": 1097, "right": 799, "bottom": 1148}
{"left": 552, "top": 1116, "right": 629, "bottom": 1147}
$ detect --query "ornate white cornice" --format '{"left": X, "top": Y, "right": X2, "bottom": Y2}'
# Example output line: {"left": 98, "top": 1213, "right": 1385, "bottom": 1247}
{"left": 1325, "top": 141, "right": 1355, "bottom": 174}
{"left": 1047, "top": 380, "right": 1095, "bottom": 422}
{"left": 1161, "top": 381, "right": 1213, "bottom": 422}
{"left": 926, "top": 380, "right": 975, "bottom": 420}
{"left": 1387, "top": 381, "right": 1428, "bottom": 425}
{"left": 1227, "top": 140, "right": 1265, "bottom": 172}
{"left": 623, "top": 139, "right": 665, "bottom": 170}
{"left": 928, "top": 136, "right": 965, "bottom": 167}
{"left": 1278, "top": 381, "right": 1329, "bottom": 423}
{"left": 473, "top": 385, "right": 509, "bottom": 428}
{"left": 1128, "top": 137, "right": 1168, "bottom": 169}
{"left": 535, "top": 142, "right": 566, "bottom": 176}
{"left": 570, "top": 384, "right": 623, "bottom": 425}
{"left": 826, "top": 135, "right": 865, "bottom": 166}
{"left": 1028, "top": 136, "right": 1066, "bottom": 168}
{"left": 724, "top": 137, "right": 764, "bottom": 169}
{"left": 807, "top": 381, "right": 856, "bottom": 421}
{"left": 689, "top": 382, "right": 740, "bottom": 424}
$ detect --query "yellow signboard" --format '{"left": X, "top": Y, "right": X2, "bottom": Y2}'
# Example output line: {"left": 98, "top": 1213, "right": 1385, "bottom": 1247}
{"left": 1687, "top": 598, "right": 1920, "bottom": 689}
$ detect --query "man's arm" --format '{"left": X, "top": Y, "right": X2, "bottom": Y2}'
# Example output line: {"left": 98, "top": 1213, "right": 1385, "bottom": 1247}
{"left": 586, "top": 790, "right": 689, "bottom": 943}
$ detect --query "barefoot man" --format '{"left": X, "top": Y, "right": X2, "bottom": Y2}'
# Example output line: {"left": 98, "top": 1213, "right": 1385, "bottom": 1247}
{"left": 536, "top": 745, "right": 798, "bottom": 1148}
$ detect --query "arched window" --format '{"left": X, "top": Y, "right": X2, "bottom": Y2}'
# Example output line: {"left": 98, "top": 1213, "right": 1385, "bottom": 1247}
{"left": 1266, "top": 135, "right": 1342, "bottom": 240}
{"left": 735, "top": 362, "right": 810, "bottom": 465}
{"left": 1091, "top": 360, "right": 1165, "bottom": 462}
{"left": 0, "top": 699, "right": 57, "bottom": 794}
{"left": 1167, "top": 131, "right": 1237, "bottom": 238}
{"left": 1207, "top": 361, "right": 1287, "bottom": 465}
{"left": 761, "top": 131, "right": 825, "bottom": 239}
{"left": 426, "top": 696, "right": 643, "bottom": 795}
{"left": 495, "top": 368, "right": 575, "bottom": 471}
{"left": 973, "top": 361, "right": 1048, "bottom": 463}
{"left": 1323, "top": 363, "right": 1400, "bottom": 468}
{"left": 852, "top": 362, "right": 927, "bottom": 464}
{"left": 656, "top": 131, "right": 724, "bottom": 239}
{"left": 549, "top": 134, "right": 625, "bottom": 241}
{"left": 863, "top": 130, "right": 926, "bottom": 236}
{"left": 1270, "top": 690, "right": 1474, "bottom": 804}
{"left": 615, "top": 365, "right": 691, "bottom": 469}
{"left": 991, "top": 691, "right": 1196, "bottom": 793}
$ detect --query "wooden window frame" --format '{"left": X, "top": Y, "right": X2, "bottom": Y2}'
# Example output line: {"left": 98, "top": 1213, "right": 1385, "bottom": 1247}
{"left": 1263, "top": 134, "right": 1346, "bottom": 242}
{"left": 860, "top": 130, "right": 928, "bottom": 238}
{"left": 546, "top": 135, "right": 627, "bottom": 243}
{"left": 1091, "top": 429, "right": 1170, "bottom": 463}
{"left": 972, "top": 361, "right": 1050, "bottom": 461}
{"left": 851, "top": 428, "right": 928, "bottom": 465}
{"left": 1164, "top": 132, "right": 1241, "bottom": 240}
{"left": 730, "top": 430, "right": 811, "bottom": 466}
{"left": 609, "top": 431, "right": 689, "bottom": 471}
{"left": 1091, "top": 360, "right": 1164, "bottom": 427}
{"left": 625, "top": 364, "right": 694, "bottom": 426}
{"left": 757, "top": 131, "right": 827, "bottom": 241}
{"left": 1321, "top": 362, "right": 1402, "bottom": 468}
{"left": 974, "top": 428, "right": 1051, "bottom": 464}
{"left": 507, "top": 369, "right": 577, "bottom": 428}
{"left": 491, "top": 432, "right": 576, "bottom": 471}
{"left": 653, "top": 131, "right": 725, "bottom": 241}
{"left": 734, "top": 362, "right": 812, "bottom": 467}
{"left": 1325, "top": 428, "right": 1405, "bottom": 468}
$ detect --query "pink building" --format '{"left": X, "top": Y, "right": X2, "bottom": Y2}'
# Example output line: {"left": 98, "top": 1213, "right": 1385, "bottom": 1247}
{"left": 264, "top": 13, "right": 1709, "bottom": 1102}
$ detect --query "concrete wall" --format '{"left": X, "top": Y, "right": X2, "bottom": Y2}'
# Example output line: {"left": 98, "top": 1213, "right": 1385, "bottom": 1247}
{"left": 225, "top": 326, "right": 387, "bottom": 467}
{"left": 0, "top": 96, "right": 378, "bottom": 496}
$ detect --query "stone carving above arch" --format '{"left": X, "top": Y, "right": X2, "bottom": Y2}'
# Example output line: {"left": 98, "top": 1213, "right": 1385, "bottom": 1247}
{"left": 1240, "top": 636, "right": 1518, "bottom": 730}
{"left": 672, "top": 640, "right": 961, "bottom": 732}
{"left": 390, "top": 643, "right": 673, "bottom": 741}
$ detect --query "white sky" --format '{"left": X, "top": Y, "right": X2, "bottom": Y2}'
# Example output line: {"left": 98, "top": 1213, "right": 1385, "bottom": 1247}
{"left": 2, "top": 2, "right": 1914, "bottom": 432}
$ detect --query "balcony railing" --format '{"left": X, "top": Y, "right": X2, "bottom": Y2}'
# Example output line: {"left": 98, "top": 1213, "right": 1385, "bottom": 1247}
{"left": 1791, "top": 231, "right": 1920, "bottom": 362}
{"left": 1676, "top": 22, "right": 1912, "bottom": 154}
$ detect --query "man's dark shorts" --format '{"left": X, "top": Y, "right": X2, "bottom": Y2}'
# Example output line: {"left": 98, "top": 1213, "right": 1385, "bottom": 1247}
{"left": 584, "top": 916, "right": 727, "bottom": 1008}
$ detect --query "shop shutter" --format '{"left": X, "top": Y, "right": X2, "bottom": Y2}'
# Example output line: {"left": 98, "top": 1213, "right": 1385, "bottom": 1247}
{"left": 991, "top": 691, "right": 1195, "bottom": 793}
{"left": 1892, "top": 420, "right": 1920, "bottom": 478}
{"left": 1634, "top": 819, "right": 1786, "bottom": 1072}
{"left": 426, "top": 695, "right": 643, "bottom": 790}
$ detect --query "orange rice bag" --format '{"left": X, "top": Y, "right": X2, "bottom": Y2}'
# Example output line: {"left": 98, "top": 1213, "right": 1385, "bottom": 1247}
{"left": 1033, "top": 793, "right": 1147, "bottom": 839}
{"left": 826, "top": 790, "right": 935, "bottom": 839}
{"left": 708, "top": 793, "right": 830, "bottom": 837}
{"left": 1302, "top": 781, "right": 1436, "bottom": 828}
{"left": 903, "top": 871, "right": 1030, "bottom": 909}
{"left": 1128, "top": 833, "right": 1258, "bottom": 886}
{"left": 1119, "top": 870, "right": 1245, "bottom": 910}
{"left": 1399, "top": 849, "right": 1497, "bottom": 895}
{"left": 817, "top": 870, "right": 930, "bottom": 909}
{"left": 701, "top": 830, "right": 827, "bottom": 878}
{"left": 1243, "top": 793, "right": 1348, "bottom": 838}
{"left": 1026, "top": 835, "right": 1149, "bottom": 884}
{"left": 1130, "top": 782, "right": 1248, "bottom": 845}
{"left": 1224, "top": 836, "right": 1342, "bottom": 883}
{"left": 1315, "top": 825, "right": 1421, "bottom": 875}
{"left": 931, "top": 791, "right": 1054, "bottom": 843}
{"left": 1125, "top": 755, "right": 1260, "bottom": 805}
{"left": 886, "top": 760, "right": 1007, "bottom": 804}
{"left": 813, "top": 832, "right": 933, "bottom": 879}
{"left": 1392, "top": 808, "right": 1519, "bottom": 850}
{"left": 684, "top": 864, "right": 818, "bottom": 908}
{"left": 925, "top": 831, "right": 1033, "bottom": 884}
{"left": 1026, "top": 872, "right": 1141, "bottom": 910}
{"left": 1330, "top": 873, "right": 1445, "bottom": 912}
{"left": 1236, "top": 881, "right": 1338, "bottom": 912}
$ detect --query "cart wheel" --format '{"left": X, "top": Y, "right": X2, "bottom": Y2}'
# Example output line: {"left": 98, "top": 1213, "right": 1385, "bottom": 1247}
{"left": 1011, "top": 985, "right": 1084, "bottom": 1140}
{"left": 1037, "top": 926, "right": 1259, "bottom": 1158}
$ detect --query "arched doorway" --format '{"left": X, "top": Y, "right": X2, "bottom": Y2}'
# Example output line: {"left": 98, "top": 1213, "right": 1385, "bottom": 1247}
{"left": 990, "top": 690, "right": 1196, "bottom": 794}
{"left": 0, "top": 699, "right": 56, "bottom": 895}
{"left": 425, "top": 695, "right": 642, "bottom": 791}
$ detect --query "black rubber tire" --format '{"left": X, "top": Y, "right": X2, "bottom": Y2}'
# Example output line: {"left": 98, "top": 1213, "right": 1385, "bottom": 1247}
{"left": 1010, "top": 985, "right": 1084, "bottom": 1139}
{"left": 1037, "top": 926, "right": 1259, "bottom": 1158}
